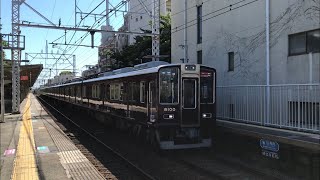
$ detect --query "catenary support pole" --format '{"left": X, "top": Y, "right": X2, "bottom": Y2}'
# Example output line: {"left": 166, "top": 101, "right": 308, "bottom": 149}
{"left": 151, "top": 0, "right": 160, "bottom": 61}
{"left": 11, "top": 0, "right": 21, "bottom": 114}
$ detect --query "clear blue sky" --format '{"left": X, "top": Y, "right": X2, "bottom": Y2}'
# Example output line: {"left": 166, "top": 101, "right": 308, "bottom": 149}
{"left": 1, "top": 0, "right": 125, "bottom": 86}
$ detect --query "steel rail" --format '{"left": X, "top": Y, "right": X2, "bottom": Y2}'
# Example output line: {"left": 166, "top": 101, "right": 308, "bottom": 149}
{"left": 37, "top": 95, "right": 156, "bottom": 180}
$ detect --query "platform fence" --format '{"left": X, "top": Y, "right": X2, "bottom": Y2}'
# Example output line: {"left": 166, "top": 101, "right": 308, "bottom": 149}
{"left": 216, "top": 84, "right": 320, "bottom": 133}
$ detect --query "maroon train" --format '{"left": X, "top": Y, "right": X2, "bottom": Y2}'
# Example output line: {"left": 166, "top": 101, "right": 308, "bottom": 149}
{"left": 41, "top": 61, "right": 216, "bottom": 149}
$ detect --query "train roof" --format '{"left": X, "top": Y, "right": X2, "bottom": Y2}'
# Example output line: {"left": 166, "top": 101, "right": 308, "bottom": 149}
{"left": 45, "top": 62, "right": 215, "bottom": 88}
{"left": 48, "top": 62, "right": 174, "bottom": 88}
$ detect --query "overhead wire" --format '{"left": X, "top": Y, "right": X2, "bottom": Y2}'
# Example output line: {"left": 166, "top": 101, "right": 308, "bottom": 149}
{"left": 40, "top": 0, "right": 112, "bottom": 79}
{"left": 72, "top": 0, "right": 166, "bottom": 68}
{"left": 49, "top": 0, "right": 127, "bottom": 72}
{"left": 42, "top": 0, "right": 261, "bottom": 81}
{"left": 171, "top": 0, "right": 260, "bottom": 34}
{"left": 64, "top": 2, "right": 128, "bottom": 68}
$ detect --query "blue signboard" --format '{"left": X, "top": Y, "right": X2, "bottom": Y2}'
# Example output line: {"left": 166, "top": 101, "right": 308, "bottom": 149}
{"left": 260, "top": 139, "right": 279, "bottom": 152}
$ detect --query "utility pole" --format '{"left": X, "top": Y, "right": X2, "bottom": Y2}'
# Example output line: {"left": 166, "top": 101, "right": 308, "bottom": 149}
{"left": 0, "top": 35, "right": 4, "bottom": 123}
{"left": 184, "top": 0, "right": 188, "bottom": 63}
{"left": 0, "top": 0, "right": 4, "bottom": 122}
{"left": 45, "top": 40, "right": 48, "bottom": 68}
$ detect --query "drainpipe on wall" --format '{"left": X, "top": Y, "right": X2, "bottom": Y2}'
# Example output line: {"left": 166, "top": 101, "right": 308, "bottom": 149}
{"left": 265, "top": 0, "right": 270, "bottom": 125}
{"left": 184, "top": 0, "right": 188, "bottom": 63}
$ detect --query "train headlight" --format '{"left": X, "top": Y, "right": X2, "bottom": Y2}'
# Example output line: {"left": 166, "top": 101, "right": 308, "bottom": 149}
{"left": 163, "top": 114, "right": 174, "bottom": 119}
{"left": 202, "top": 113, "right": 212, "bottom": 118}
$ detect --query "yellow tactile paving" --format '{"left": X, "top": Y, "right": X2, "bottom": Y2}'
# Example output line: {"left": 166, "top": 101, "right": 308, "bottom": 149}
{"left": 11, "top": 95, "right": 39, "bottom": 180}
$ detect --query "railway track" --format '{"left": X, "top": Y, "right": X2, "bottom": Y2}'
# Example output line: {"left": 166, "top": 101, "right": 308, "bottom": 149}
{"left": 38, "top": 95, "right": 292, "bottom": 180}
{"left": 37, "top": 96, "right": 156, "bottom": 180}
{"left": 170, "top": 150, "right": 284, "bottom": 180}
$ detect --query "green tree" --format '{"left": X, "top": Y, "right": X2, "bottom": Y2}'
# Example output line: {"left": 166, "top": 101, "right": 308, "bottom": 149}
{"left": 109, "top": 14, "right": 171, "bottom": 69}
{"left": 1, "top": 39, "right": 8, "bottom": 59}
{"left": 59, "top": 71, "right": 72, "bottom": 76}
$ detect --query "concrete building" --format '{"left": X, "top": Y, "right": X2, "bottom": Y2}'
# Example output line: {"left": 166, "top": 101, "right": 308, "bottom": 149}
{"left": 171, "top": 0, "right": 320, "bottom": 85}
{"left": 115, "top": 14, "right": 130, "bottom": 52}
{"left": 127, "top": 0, "right": 171, "bottom": 44}
{"left": 49, "top": 73, "right": 75, "bottom": 85}
{"left": 171, "top": 0, "right": 319, "bottom": 132}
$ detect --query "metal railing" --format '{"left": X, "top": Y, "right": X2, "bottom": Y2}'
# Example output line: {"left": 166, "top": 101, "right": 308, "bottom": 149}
{"left": 217, "top": 84, "right": 320, "bottom": 133}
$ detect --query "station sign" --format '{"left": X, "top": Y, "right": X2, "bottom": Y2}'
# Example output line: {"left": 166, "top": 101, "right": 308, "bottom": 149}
{"left": 261, "top": 150, "right": 279, "bottom": 159}
{"left": 20, "top": 76, "right": 29, "bottom": 81}
{"left": 260, "top": 139, "right": 280, "bottom": 159}
{"left": 260, "top": 139, "right": 279, "bottom": 152}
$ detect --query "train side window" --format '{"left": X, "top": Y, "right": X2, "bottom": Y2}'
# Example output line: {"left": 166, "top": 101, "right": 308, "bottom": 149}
{"left": 92, "top": 85, "right": 96, "bottom": 98}
{"left": 119, "top": 83, "right": 124, "bottom": 101}
{"left": 77, "top": 86, "right": 81, "bottom": 97}
{"left": 134, "top": 83, "right": 139, "bottom": 102}
{"left": 129, "top": 82, "right": 136, "bottom": 101}
{"left": 140, "top": 81, "right": 145, "bottom": 103}
{"left": 110, "top": 84, "right": 115, "bottom": 100}
{"left": 71, "top": 87, "right": 74, "bottom": 97}
{"left": 115, "top": 84, "right": 120, "bottom": 100}
{"left": 105, "top": 84, "right": 110, "bottom": 100}
{"left": 97, "top": 85, "right": 100, "bottom": 99}
{"left": 82, "top": 86, "right": 86, "bottom": 97}
{"left": 87, "top": 85, "right": 92, "bottom": 98}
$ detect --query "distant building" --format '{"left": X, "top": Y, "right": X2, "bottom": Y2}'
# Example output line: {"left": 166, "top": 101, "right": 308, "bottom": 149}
{"left": 115, "top": 14, "right": 130, "bottom": 52}
{"left": 49, "top": 72, "right": 75, "bottom": 85}
{"left": 101, "top": 25, "right": 114, "bottom": 46}
{"left": 98, "top": 0, "right": 116, "bottom": 72}
{"left": 127, "top": 0, "right": 171, "bottom": 45}
{"left": 171, "top": 0, "right": 320, "bottom": 85}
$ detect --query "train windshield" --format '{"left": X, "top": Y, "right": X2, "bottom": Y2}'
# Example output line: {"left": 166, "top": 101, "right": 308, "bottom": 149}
{"left": 159, "top": 67, "right": 179, "bottom": 104}
{"left": 200, "top": 69, "right": 214, "bottom": 103}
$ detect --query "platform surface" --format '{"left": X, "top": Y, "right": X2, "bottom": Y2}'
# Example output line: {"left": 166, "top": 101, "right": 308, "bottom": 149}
{"left": 1, "top": 93, "right": 104, "bottom": 180}
{"left": 217, "top": 119, "right": 320, "bottom": 151}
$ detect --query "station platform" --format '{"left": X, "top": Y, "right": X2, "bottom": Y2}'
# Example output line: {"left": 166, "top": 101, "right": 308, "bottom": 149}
{"left": 217, "top": 119, "right": 320, "bottom": 151}
{"left": 0, "top": 93, "right": 104, "bottom": 180}
{"left": 215, "top": 119, "right": 320, "bottom": 180}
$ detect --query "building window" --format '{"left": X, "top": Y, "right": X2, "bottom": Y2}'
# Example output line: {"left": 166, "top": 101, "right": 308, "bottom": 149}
{"left": 140, "top": 16, "right": 143, "bottom": 19}
{"left": 289, "top": 29, "right": 320, "bottom": 56}
{"left": 197, "top": 5, "right": 202, "bottom": 44}
{"left": 228, "top": 52, "right": 234, "bottom": 72}
{"left": 136, "top": 17, "right": 138, "bottom": 22}
{"left": 197, "top": 50, "right": 202, "bottom": 64}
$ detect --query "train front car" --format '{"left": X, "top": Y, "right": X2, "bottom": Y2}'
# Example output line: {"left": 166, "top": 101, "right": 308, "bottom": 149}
{"left": 157, "top": 64, "right": 216, "bottom": 149}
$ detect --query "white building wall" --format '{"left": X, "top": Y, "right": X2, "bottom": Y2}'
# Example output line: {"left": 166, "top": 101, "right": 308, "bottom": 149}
{"left": 51, "top": 74, "right": 74, "bottom": 84}
{"left": 101, "top": 25, "right": 114, "bottom": 45}
{"left": 171, "top": 0, "right": 320, "bottom": 85}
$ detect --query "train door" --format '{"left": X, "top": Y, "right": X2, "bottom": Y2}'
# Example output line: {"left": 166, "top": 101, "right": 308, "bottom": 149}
{"left": 148, "top": 81, "right": 156, "bottom": 122}
{"left": 182, "top": 78, "right": 199, "bottom": 126}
